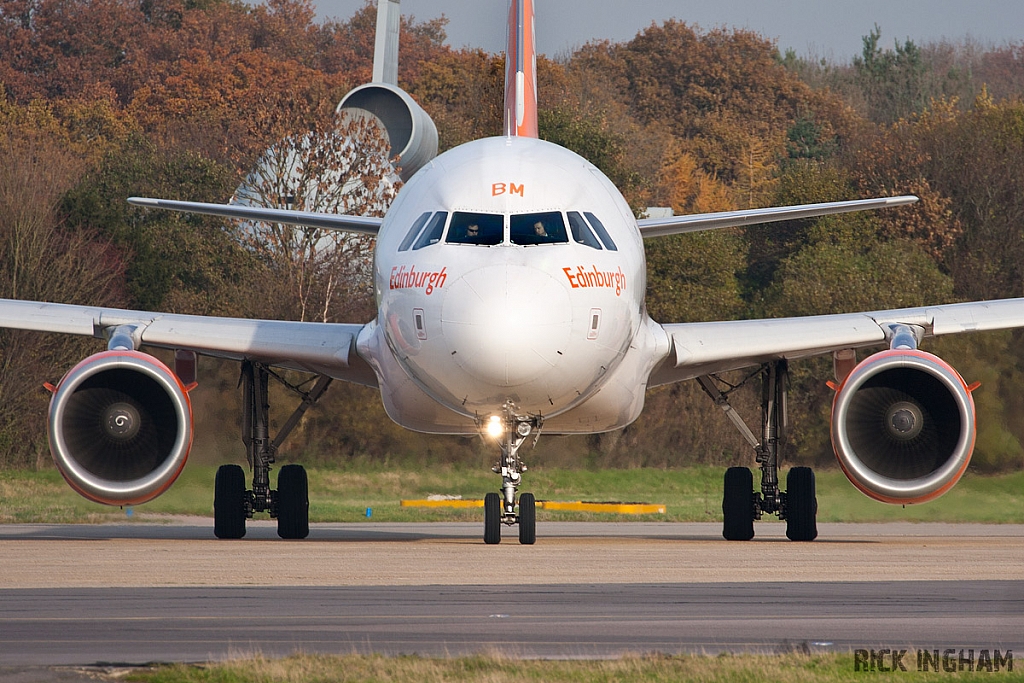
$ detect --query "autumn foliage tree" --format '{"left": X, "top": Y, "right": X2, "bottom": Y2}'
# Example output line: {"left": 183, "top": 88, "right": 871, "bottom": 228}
{"left": 1, "top": 0, "right": 1024, "bottom": 470}
{"left": 233, "top": 114, "right": 398, "bottom": 323}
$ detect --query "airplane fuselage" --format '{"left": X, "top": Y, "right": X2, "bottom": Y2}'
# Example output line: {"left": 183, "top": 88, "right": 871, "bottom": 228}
{"left": 357, "top": 136, "right": 669, "bottom": 434}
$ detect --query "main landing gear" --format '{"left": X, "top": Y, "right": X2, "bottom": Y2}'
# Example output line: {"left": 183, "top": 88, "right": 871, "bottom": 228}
{"left": 483, "top": 403, "right": 541, "bottom": 545}
{"left": 698, "top": 360, "right": 817, "bottom": 542}
{"left": 214, "top": 361, "right": 332, "bottom": 540}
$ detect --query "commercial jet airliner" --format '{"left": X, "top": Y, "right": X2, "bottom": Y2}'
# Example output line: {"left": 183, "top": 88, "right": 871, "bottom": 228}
{"left": 3, "top": 0, "right": 1022, "bottom": 543}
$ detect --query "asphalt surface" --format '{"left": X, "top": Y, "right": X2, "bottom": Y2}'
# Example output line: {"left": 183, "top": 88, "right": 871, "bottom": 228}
{"left": 0, "top": 521, "right": 1021, "bottom": 672}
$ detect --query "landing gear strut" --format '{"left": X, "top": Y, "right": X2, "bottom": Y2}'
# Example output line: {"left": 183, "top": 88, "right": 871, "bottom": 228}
{"left": 699, "top": 360, "right": 817, "bottom": 541}
{"left": 213, "top": 361, "right": 332, "bottom": 540}
{"left": 483, "top": 402, "right": 541, "bottom": 545}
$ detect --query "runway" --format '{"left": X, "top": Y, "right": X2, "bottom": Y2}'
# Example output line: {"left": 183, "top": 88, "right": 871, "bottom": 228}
{"left": 0, "top": 521, "right": 1022, "bottom": 666}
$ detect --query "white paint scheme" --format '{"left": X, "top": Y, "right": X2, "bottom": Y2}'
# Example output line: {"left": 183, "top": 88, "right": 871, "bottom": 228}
{"left": 357, "top": 135, "right": 665, "bottom": 433}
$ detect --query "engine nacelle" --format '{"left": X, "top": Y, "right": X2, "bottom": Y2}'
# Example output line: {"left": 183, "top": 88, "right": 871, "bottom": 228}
{"left": 48, "top": 350, "right": 193, "bottom": 506}
{"left": 831, "top": 349, "right": 975, "bottom": 504}
{"left": 337, "top": 83, "right": 438, "bottom": 181}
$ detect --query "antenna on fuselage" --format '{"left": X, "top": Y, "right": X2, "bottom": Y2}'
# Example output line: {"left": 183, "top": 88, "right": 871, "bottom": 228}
{"left": 373, "top": 0, "right": 401, "bottom": 85}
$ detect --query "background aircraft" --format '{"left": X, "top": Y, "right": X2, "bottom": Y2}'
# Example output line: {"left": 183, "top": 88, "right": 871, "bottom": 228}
{"left": 2, "top": 0, "right": 1023, "bottom": 544}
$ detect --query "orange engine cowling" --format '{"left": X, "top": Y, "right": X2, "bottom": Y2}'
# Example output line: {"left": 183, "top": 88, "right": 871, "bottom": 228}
{"left": 830, "top": 349, "right": 975, "bottom": 504}
{"left": 48, "top": 350, "right": 194, "bottom": 506}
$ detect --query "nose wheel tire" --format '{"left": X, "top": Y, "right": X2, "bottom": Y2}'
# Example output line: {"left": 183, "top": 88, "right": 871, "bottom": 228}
{"left": 214, "top": 464, "right": 247, "bottom": 539}
{"left": 518, "top": 492, "right": 536, "bottom": 545}
{"left": 484, "top": 491, "right": 501, "bottom": 544}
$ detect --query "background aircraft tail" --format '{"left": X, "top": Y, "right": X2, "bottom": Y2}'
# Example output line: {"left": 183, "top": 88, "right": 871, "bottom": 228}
{"left": 504, "top": 0, "right": 539, "bottom": 137}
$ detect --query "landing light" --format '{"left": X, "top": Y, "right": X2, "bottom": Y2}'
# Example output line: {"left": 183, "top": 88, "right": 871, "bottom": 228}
{"left": 486, "top": 415, "right": 504, "bottom": 438}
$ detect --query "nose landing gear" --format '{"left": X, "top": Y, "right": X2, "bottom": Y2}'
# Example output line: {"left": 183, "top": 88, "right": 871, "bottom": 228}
{"left": 483, "top": 403, "right": 541, "bottom": 545}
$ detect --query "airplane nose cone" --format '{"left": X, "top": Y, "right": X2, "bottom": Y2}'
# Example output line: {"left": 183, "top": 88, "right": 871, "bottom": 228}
{"left": 441, "top": 265, "right": 571, "bottom": 387}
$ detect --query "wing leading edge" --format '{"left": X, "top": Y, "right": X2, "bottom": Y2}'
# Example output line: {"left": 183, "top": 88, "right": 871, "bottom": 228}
{"left": 637, "top": 195, "right": 919, "bottom": 238}
{"left": 650, "top": 297, "right": 1024, "bottom": 385}
{"left": 127, "top": 197, "right": 383, "bottom": 236}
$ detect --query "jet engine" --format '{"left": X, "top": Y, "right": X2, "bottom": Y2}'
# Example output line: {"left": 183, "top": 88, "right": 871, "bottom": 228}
{"left": 830, "top": 349, "right": 975, "bottom": 504}
{"left": 337, "top": 83, "right": 438, "bottom": 181}
{"left": 47, "top": 350, "right": 193, "bottom": 506}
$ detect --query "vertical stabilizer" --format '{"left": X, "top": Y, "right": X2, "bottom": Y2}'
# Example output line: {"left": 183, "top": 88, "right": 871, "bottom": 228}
{"left": 373, "top": 0, "right": 401, "bottom": 85}
{"left": 504, "top": 0, "right": 538, "bottom": 137}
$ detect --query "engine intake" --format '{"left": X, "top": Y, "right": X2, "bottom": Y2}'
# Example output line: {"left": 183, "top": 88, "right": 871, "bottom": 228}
{"left": 831, "top": 349, "right": 975, "bottom": 504}
{"left": 338, "top": 83, "right": 438, "bottom": 181}
{"left": 48, "top": 351, "right": 193, "bottom": 506}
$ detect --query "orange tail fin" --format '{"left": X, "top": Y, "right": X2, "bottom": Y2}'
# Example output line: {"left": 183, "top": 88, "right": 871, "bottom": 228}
{"left": 504, "top": 0, "right": 538, "bottom": 138}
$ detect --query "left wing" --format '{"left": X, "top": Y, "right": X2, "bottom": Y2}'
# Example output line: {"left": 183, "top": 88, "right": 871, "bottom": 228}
{"left": 127, "top": 197, "right": 383, "bottom": 236}
{"left": 0, "top": 299, "right": 377, "bottom": 386}
{"left": 637, "top": 196, "right": 918, "bottom": 238}
{"left": 650, "top": 297, "right": 1024, "bottom": 385}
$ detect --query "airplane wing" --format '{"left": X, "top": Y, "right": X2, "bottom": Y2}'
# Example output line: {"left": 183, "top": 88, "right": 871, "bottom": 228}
{"left": 637, "top": 195, "right": 918, "bottom": 238}
{"left": 127, "top": 197, "right": 383, "bottom": 236}
{"left": 0, "top": 299, "right": 377, "bottom": 386}
{"left": 650, "top": 297, "right": 1024, "bottom": 385}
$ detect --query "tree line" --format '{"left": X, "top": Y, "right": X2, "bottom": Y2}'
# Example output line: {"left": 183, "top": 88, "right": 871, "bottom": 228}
{"left": 1, "top": 0, "right": 1023, "bottom": 472}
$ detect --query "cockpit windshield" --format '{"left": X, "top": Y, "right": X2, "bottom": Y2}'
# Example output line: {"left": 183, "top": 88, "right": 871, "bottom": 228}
{"left": 446, "top": 211, "right": 503, "bottom": 246}
{"left": 398, "top": 212, "right": 431, "bottom": 252}
{"left": 510, "top": 212, "right": 569, "bottom": 245}
{"left": 567, "top": 211, "right": 602, "bottom": 250}
{"left": 584, "top": 212, "right": 617, "bottom": 251}
{"left": 412, "top": 212, "right": 447, "bottom": 250}
{"left": 427, "top": 210, "right": 611, "bottom": 248}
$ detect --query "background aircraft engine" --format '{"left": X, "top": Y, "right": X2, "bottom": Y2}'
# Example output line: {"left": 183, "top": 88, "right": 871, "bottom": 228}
{"left": 47, "top": 350, "right": 193, "bottom": 506}
{"left": 337, "top": 83, "right": 438, "bottom": 181}
{"left": 830, "top": 349, "right": 975, "bottom": 504}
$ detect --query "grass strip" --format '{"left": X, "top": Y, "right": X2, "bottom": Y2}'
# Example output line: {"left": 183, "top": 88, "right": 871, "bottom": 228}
{"left": 126, "top": 652, "right": 1024, "bottom": 683}
{"left": 2, "top": 465, "right": 1023, "bottom": 524}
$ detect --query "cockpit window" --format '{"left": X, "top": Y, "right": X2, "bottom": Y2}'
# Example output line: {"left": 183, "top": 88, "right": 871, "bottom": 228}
{"left": 567, "top": 211, "right": 603, "bottom": 250}
{"left": 398, "top": 212, "right": 431, "bottom": 252}
{"left": 510, "top": 211, "right": 568, "bottom": 246}
{"left": 412, "top": 211, "right": 447, "bottom": 250}
{"left": 446, "top": 211, "right": 503, "bottom": 246}
{"left": 584, "top": 212, "right": 617, "bottom": 251}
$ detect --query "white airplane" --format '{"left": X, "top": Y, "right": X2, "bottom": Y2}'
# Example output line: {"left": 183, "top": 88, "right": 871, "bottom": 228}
{"left": 3, "top": 0, "right": 1022, "bottom": 543}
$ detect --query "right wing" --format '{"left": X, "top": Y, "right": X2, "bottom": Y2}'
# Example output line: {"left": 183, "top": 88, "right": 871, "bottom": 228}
{"left": 127, "top": 197, "right": 383, "bottom": 236}
{"left": 0, "top": 299, "right": 378, "bottom": 386}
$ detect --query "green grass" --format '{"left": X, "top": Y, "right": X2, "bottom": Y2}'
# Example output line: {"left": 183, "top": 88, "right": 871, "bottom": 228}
{"left": 125, "top": 652, "right": 1024, "bottom": 683}
{"left": 2, "top": 463, "right": 1023, "bottom": 524}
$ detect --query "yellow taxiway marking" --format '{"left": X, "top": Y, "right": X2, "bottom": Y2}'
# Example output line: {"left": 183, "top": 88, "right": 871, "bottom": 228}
{"left": 400, "top": 499, "right": 666, "bottom": 514}
{"left": 538, "top": 501, "right": 666, "bottom": 514}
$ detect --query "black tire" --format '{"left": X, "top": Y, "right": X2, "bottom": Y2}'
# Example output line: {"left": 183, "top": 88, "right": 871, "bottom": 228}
{"left": 722, "top": 466, "right": 755, "bottom": 541}
{"left": 786, "top": 466, "right": 818, "bottom": 542}
{"left": 277, "top": 464, "right": 310, "bottom": 540}
{"left": 518, "top": 492, "right": 536, "bottom": 545}
{"left": 214, "top": 464, "right": 247, "bottom": 539}
{"left": 484, "top": 492, "right": 501, "bottom": 544}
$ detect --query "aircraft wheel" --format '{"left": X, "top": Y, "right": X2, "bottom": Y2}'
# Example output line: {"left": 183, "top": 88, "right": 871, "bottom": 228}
{"left": 214, "top": 464, "right": 247, "bottom": 539}
{"left": 484, "top": 492, "right": 501, "bottom": 544}
{"left": 722, "top": 466, "right": 755, "bottom": 541}
{"left": 277, "top": 464, "right": 309, "bottom": 540}
{"left": 786, "top": 467, "right": 818, "bottom": 541}
{"left": 518, "top": 492, "right": 536, "bottom": 545}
